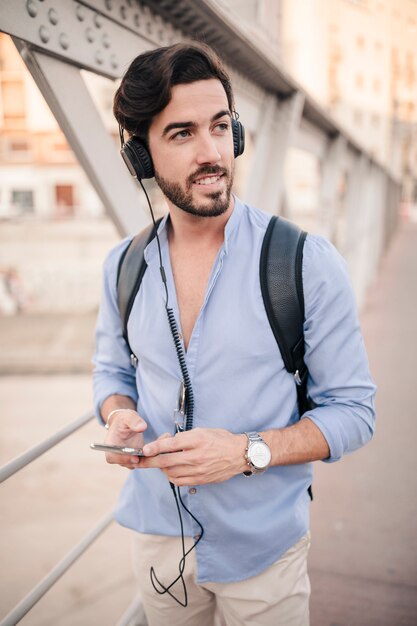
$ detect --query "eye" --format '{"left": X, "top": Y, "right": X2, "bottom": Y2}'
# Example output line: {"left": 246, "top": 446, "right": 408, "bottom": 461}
{"left": 214, "top": 122, "right": 229, "bottom": 133}
{"left": 171, "top": 129, "right": 191, "bottom": 141}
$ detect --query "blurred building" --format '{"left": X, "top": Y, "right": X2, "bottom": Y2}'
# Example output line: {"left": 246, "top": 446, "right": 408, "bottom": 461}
{"left": 281, "top": 0, "right": 417, "bottom": 208}
{"left": 215, "top": 0, "right": 283, "bottom": 56}
{"left": 0, "top": 0, "right": 409, "bottom": 314}
{"left": 0, "top": 34, "right": 103, "bottom": 219}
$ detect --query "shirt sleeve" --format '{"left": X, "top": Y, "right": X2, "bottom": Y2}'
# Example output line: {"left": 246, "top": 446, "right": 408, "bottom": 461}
{"left": 301, "top": 234, "right": 376, "bottom": 462}
{"left": 92, "top": 237, "right": 139, "bottom": 424}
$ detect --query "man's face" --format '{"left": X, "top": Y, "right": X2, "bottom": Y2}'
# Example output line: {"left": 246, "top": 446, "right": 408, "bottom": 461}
{"left": 148, "top": 79, "right": 235, "bottom": 218}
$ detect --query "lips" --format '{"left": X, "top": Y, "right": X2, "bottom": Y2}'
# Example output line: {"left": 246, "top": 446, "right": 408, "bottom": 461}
{"left": 194, "top": 174, "right": 223, "bottom": 186}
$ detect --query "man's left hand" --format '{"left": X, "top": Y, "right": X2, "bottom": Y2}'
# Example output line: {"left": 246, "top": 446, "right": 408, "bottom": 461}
{"left": 141, "top": 428, "right": 247, "bottom": 486}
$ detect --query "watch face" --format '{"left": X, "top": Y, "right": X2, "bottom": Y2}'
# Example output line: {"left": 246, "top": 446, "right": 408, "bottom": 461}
{"left": 249, "top": 442, "right": 272, "bottom": 469}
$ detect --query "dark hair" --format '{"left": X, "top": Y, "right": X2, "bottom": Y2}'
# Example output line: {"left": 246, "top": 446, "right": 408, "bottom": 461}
{"left": 113, "top": 42, "right": 234, "bottom": 141}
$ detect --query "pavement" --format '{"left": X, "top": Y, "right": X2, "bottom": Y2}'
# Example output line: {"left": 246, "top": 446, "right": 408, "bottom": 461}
{"left": 0, "top": 312, "right": 96, "bottom": 375}
{"left": 309, "top": 219, "right": 417, "bottom": 625}
{"left": 0, "top": 220, "right": 417, "bottom": 625}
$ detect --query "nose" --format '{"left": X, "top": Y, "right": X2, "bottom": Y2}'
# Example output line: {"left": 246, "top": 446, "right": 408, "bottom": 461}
{"left": 195, "top": 132, "right": 221, "bottom": 165}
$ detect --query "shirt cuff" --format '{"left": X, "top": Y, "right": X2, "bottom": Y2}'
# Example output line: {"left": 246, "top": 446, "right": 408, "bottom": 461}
{"left": 304, "top": 403, "right": 375, "bottom": 463}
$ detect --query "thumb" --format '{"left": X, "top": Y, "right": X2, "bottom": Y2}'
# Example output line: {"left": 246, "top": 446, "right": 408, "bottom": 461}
{"left": 124, "top": 411, "right": 147, "bottom": 432}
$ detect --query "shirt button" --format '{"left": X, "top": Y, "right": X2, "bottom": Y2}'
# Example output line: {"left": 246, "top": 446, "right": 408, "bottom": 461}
{"left": 189, "top": 487, "right": 197, "bottom": 495}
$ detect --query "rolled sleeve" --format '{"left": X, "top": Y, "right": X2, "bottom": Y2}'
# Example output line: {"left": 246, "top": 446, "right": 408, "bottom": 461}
{"left": 92, "top": 237, "right": 138, "bottom": 424}
{"left": 301, "top": 235, "right": 376, "bottom": 462}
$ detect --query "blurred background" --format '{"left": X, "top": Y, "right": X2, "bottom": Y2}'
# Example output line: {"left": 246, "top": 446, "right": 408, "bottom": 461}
{"left": 0, "top": 1, "right": 416, "bottom": 625}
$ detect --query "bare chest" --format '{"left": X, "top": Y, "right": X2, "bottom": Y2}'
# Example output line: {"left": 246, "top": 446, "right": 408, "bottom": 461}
{"left": 170, "top": 248, "right": 219, "bottom": 350}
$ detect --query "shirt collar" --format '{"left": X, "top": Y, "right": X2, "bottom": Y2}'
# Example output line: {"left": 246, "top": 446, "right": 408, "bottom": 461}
{"left": 144, "top": 195, "right": 244, "bottom": 262}
{"left": 223, "top": 195, "right": 243, "bottom": 255}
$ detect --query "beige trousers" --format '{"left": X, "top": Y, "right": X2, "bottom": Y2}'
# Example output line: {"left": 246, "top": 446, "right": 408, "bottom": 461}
{"left": 132, "top": 531, "right": 311, "bottom": 626}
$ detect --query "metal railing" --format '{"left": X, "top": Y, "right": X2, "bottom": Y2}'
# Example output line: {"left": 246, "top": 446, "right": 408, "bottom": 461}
{"left": 0, "top": 411, "right": 146, "bottom": 626}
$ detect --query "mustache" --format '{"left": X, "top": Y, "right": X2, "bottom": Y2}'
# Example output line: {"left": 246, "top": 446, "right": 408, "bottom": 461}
{"left": 188, "top": 165, "right": 229, "bottom": 185}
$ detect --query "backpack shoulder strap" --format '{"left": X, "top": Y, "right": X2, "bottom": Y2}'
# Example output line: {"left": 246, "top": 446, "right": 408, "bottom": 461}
{"left": 117, "top": 218, "right": 163, "bottom": 357}
{"left": 260, "top": 215, "right": 310, "bottom": 411}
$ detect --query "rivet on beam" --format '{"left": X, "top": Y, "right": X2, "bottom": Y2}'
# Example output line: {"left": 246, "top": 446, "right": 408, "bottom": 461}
{"left": 39, "top": 25, "right": 50, "bottom": 44}
{"left": 26, "top": 0, "right": 38, "bottom": 18}
{"left": 102, "top": 33, "right": 111, "bottom": 49}
{"left": 48, "top": 8, "right": 59, "bottom": 26}
{"left": 110, "top": 54, "right": 119, "bottom": 69}
{"left": 59, "top": 33, "right": 70, "bottom": 50}
{"left": 76, "top": 4, "right": 86, "bottom": 21}
{"left": 95, "top": 50, "right": 104, "bottom": 65}
{"left": 94, "top": 13, "right": 103, "bottom": 28}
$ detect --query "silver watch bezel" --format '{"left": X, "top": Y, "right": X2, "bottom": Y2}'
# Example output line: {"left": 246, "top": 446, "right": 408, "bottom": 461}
{"left": 244, "top": 431, "right": 272, "bottom": 474}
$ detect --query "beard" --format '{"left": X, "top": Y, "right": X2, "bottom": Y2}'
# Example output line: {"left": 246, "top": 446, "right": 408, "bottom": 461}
{"left": 154, "top": 165, "right": 234, "bottom": 218}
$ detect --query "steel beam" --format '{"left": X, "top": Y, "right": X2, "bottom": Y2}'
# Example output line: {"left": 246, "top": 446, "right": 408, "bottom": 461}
{"left": 0, "top": 0, "right": 178, "bottom": 78}
{"left": 294, "top": 118, "right": 329, "bottom": 161}
{"left": 244, "top": 91, "right": 305, "bottom": 215}
{"left": 14, "top": 39, "right": 149, "bottom": 235}
{"left": 319, "top": 135, "right": 347, "bottom": 242}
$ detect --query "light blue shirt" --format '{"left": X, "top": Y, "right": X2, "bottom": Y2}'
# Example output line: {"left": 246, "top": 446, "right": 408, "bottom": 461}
{"left": 93, "top": 197, "right": 376, "bottom": 583}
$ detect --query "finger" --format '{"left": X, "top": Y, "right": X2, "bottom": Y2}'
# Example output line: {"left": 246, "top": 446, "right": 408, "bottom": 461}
{"left": 106, "top": 453, "right": 142, "bottom": 466}
{"left": 143, "top": 433, "right": 188, "bottom": 456}
{"left": 140, "top": 451, "right": 184, "bottom": 469}
{"left": 108, "top": 411, "right": 147, "bottom": 434}
{"left": 121, "top": 412, "right": 147, "bottom": 433}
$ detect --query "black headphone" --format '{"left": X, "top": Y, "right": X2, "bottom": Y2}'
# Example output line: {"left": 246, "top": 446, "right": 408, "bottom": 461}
{"left": 119, "top": 117, "right": 245, "bottom": 180}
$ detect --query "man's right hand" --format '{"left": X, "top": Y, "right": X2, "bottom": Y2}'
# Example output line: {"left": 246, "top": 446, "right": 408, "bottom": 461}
{"left": 104, "top": 409, "right": 147, "bottom": 470}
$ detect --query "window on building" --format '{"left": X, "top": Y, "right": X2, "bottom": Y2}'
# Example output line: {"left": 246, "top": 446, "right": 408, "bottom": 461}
{"left": 9, "top": 139, "right": 30, "bottom": 152}
{"left": 55, "top": 184, "right": 75, "bottom": 217}
{"left": 405, "top": 101, "right": 415, "bottom": 122}
{"left": 11, "top": 190, "right": 34, "bottom": 213}
{"left": 373, "top": 78, "right": 381, "bottom": 93}
{"left": 3, "top": 137, "right": 33, "bottom": 161}
{"left": 1, "top": 81, "right": 25, "bottom": 122}
{"left": 405, "top": 52, "right": 415, "bottom": 89}
{"left": 53, "top": 140, "right": 70, "bottom": 152}
{"left": 356, "top": 35, "right": 365, "bottom": 49}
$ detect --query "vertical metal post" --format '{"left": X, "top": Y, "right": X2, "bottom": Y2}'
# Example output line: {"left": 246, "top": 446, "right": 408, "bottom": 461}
{"left": 319, "top": 135, "right": 347, "bottom": 242}
{"left": 244, "top": 91, "right": 305, "bottom": 215}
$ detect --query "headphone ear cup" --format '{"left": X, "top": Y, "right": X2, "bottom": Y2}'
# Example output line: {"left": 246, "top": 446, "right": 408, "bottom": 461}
{"left": 121, "top": 137, "right": 154, "bottom": 179}
{"left": 232, "top": 119, "right": 245, "bottom": 158}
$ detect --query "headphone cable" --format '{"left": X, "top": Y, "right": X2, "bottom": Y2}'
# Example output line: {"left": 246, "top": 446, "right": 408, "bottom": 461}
{"left": 138, "top": 178, "right": 202, "bottom": 607}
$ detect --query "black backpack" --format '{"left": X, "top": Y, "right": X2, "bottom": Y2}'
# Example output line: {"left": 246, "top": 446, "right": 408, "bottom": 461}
{"left": 117, "top": 215, "right": 312, "bottom": 418}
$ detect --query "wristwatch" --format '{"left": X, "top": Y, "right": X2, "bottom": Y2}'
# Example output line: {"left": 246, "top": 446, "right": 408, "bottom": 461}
{"left": 243, "top": 432, "right": 272, "bottom": 476}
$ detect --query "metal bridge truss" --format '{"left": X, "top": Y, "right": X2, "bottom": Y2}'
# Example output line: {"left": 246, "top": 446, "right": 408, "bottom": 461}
{"left": 0, "top": 1, "right": 400, "bottom": 624}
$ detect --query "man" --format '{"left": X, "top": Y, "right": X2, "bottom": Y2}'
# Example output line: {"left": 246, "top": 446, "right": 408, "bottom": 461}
{"left": 93, "top": 42, "right": 376, "bottom": 625}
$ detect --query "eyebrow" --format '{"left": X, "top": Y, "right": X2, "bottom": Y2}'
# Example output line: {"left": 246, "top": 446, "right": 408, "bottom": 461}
{"left": 161, "top": 109, "right": 231, "bottom": 137}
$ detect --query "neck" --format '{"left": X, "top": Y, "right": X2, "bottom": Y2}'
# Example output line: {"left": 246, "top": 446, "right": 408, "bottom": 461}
{"left": 167, "top": 196, "right": 235, "bottom": 247}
